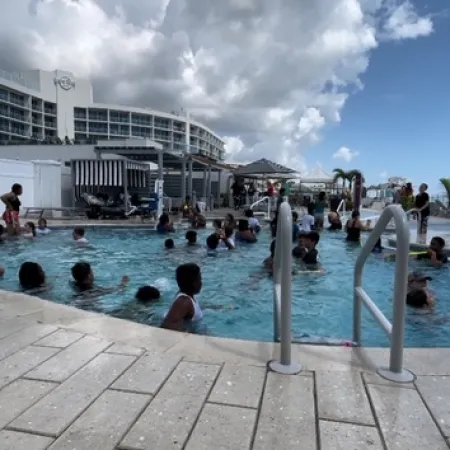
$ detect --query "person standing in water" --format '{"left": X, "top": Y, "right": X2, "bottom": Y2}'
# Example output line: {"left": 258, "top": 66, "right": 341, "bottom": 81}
{"left": 162, "top": 263, "right": 203, "bottom": 331}
{"left": 1, "top": 183, "right": 23, "bottom": 236}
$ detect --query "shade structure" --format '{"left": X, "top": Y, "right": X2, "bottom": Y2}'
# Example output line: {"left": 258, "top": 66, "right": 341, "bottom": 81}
{"left": 233, "top": 158, "right": 297, "bottom": 176}
{"left": 301, "top": 165, "right": 334, "bottom": 184}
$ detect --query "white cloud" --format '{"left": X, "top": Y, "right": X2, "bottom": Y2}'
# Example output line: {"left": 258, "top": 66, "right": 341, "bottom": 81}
{"left": 0, "top": 0, "right": 434, "bottom": 170}
{"left": 379, "top": 170, "right": 388, "bottom": 181}
{"left": 333, "top": 146, "right": 359, "bottom": 162}
{"left": 382, "top": 1, "right": 433, "bottom": 40}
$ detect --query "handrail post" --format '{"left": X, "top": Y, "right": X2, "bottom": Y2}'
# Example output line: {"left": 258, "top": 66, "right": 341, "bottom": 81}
{"left": 268, "top": 202, "right": 302, "bottom": 375}
{"left": 354, "top": 204, "right": 415, "bottom": 383}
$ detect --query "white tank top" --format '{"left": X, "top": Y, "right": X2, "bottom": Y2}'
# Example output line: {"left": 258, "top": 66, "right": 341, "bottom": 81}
{"left": 176, "top": 292, "right": 203, "bottom": 322}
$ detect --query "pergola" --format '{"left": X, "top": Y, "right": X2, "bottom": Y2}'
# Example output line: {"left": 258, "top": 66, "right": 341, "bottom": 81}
{"left": 91, "top": 138, "right": 226, "bottom": 211}
{"left": 233, "top": 158, "right": 298, "bottom": 178}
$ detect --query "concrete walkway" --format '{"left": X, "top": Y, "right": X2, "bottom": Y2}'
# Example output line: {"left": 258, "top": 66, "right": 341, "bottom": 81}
{"left": 1, "top": 291, "right": 450, "bottom": 450}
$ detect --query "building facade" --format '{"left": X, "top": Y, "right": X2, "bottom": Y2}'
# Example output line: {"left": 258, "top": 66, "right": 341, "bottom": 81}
{"left": 0, "top": 69, "right": 225, "bottom": 161}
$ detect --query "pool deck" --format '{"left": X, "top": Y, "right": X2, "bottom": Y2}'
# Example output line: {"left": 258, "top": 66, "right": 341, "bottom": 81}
{"left": 1, "top": 292, "right": 450, "bottom": 449}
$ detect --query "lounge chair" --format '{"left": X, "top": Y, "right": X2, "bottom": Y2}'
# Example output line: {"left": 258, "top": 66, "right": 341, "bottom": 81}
{"left": 81, "top": 193, "right": 127, "bottom": 219}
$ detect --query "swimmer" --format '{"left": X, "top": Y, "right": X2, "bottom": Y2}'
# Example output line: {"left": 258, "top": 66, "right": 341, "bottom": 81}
{"left": 245, "top": 209, "right": 261, "bottom": 233}
{"left": 71, "top": 261, "right": 129, "bottom": 296}
{"left": 185, "top": 230, "right": 198, "bottom": 246}
{"left": 213, "top": 219, "right": 222, "bottom": 233}
{"left": 407, "top": 271, "right": 434, "bottom": 309}
{"left": 218, "top": 226, "right": 235, "bottom": 250}
{"left": 300, "top": 204, "right": 315, "bottom": 233}
{"left": 224, "top": 213, "right": 236, "bottom": 229}
{"left": 156, "top": 213, "right": 175, "bottom": 233}
{"left": 292, "top": 232, "right": 308, "bottom": 259}
{"left": 416, "top": 236, "right": 448, "bottom": 267}
{"left": 18, "top": 262, "right": 47, "bottom": 294}
{"left": 345, "top": 210, "right": 367, "bottom": 243}
{"left": 263, "top": 239, "right": 276, "bottom": 274}
{"left": 328, "top": 210, "right": 342, "bottom": 231}
{"left": 36, "top": 218, "right": 51, "bottom": 235}
{"left": 235, "top": 219, "right": 257, "bottom": 243}
{"left": 73, "top": 227, "right": 89, "bottom": 244}
{"left": 371, "top": 237, "right": 383, "bottom": 254}
{"left": 23, "top": 221, "right": 36, "bottom": 239}
{"left": 299, "top": 231, "right": 320, "bottom": 267}
{"left": 164, "top": 238, "right": 175, "bottom": 250}
{"left": 162, "top": 263, "right": 203, "bottom": 331}
{"left": 135, "top": 285, "right": 161, "bottom": 304}
{"left": 206, "top": 233, "right": 230, "bottom": 252}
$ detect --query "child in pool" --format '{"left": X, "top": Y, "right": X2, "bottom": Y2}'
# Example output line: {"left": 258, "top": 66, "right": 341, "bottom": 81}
{"left": 71, "top": 261, "right": 129, "bottom": 297}
{"left": 185, "top": 230, "right": 198, "bottom": 246}
{"left": 416, "top": 236, "right": 448, "bottom": 267}
{"left": 245, "top": 209, "right": 261, "bottom": 233}
{"left": 235, "top": 219, "right": 257, "bottom": 243}
{"left": 165, "top": 238, "right": 175, "bottom": 250}
{"left": 73, "top": 227, "right": 88, "bottom": 244}
{"left": 23, "top": 221, "right": 36, "bottom": 239}
{"left": 407, "top": 271, "right": 434, "bottom": 309}
{"left": 36, "top": 218, "right": 51, "bottom": 235}
{"left": 18, "top": 262, "right": 48, "bottom": 294}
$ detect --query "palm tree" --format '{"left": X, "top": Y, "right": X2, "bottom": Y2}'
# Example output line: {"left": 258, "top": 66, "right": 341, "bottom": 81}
{"left": 439, "top": 178, "right": 450, "bottom": 207}
{"left": 347, "top": 170, "right": 363, "bottom": 191}
{"left": 332, "top": 168, "right": 348, "bottom": 191}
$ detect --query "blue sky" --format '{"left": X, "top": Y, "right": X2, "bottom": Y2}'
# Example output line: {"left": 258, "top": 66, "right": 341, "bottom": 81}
{"left": 309, "top": 1, "right": 449, "bottom": 194}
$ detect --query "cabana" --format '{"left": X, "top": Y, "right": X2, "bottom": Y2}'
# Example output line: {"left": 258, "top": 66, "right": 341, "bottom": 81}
{"left": 299, "top": 165, "right": 337, "bottom": 193}
{"left": 70, "top": 158, "right": 150, "bottom": 211}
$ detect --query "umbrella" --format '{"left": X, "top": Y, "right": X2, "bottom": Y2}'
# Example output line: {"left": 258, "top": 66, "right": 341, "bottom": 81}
{"left": 233, "top": 158, "right": 297, "bottom": 176}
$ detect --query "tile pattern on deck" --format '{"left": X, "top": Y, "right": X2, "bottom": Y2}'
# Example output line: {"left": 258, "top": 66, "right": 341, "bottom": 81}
{"left": 0, "top": 318, "right": 449, "bottom": 450}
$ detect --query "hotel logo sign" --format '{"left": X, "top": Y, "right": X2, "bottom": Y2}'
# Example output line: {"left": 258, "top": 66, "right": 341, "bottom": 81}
{"left": 55, "top": 76, "right": 75, "bottom": 91}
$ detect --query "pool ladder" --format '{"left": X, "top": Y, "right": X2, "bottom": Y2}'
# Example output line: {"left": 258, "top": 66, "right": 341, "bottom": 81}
{"left": 270, "top": 203, "right": 415, "bottom": 383}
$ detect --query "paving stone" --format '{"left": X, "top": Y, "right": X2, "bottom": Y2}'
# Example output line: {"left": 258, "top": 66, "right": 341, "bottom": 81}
{"left": 362, "top": 372, "right": 415, "bottom": 389}
{"left": 48, "top": 390, "right": 150, "bottom": 450}
{"left": 0, "top": 379, "right": 57, "bottom": 428}
{"left": 0, "top": 430, "right": 53, "bottom": 450}
{"left": 320, "top": 420, "right": 384, "bottom": 450}
{"left": 120, "top": 361, "right": 220, "bottom": 450}
{"left": 185, "top": 403, "right": 256, "bottom": 450}
{"left": 253, "top": 373, "right": 316, "bottom": 450}
{"left": 112, "top": 352, "right": 181, "bottom": 394}
{"left": 0, "top": 318, "right": 30, "bottom": 340}
{"left": 9, "top": 353, "right": 136, "bottom": 437}
{"left": 415, "top": 376, "right": 450, "bottom": 437}
{"left": 34, "top": 329, "right": 84, "bottom": 348}
{"left": 0, "top": 324, "right": 58, "bottom": 361}
{"left": 208, "top": 364, "right": 265, "bottom": 408}
{"left": 25, "top": 335, "right": 111, "bottom": 382}
{"left": 368, "top": 384, "right": 448, "bottom": 449}
{"left": 317, "top": 370, "right": 374, "bottom": 425}
{"left": 0, "top": 346, "right": 59, "bottom": 390}
{"left": 105, "top": 343, "right": 145, "bottom": 356}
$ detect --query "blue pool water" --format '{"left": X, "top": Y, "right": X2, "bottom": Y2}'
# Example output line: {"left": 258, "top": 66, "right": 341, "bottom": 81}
{"left": 1, "top": 226, "right": 449, "bottom": 347}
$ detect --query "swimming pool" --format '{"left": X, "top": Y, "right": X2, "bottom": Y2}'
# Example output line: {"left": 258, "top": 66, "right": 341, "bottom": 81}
{"left": 1, "top": 226, "right": 449, "bottom": 347}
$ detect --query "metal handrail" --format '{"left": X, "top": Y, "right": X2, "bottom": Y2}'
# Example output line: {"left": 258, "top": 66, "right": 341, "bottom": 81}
{"left": 353, "top": 204, "right": 415, "bottom": 383}
{"left": 268, "top": 202, "right": 302, "bottom": 375}
{"left": 336, "top": 198, "right": 346, "bottom": 215}
{"left": 250, "top": 196, "right": 272, "bottom": 219}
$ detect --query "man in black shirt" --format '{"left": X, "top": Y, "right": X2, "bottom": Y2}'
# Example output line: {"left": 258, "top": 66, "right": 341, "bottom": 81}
{"left": 415, "top": 183, "right": 430, "bottom": 235}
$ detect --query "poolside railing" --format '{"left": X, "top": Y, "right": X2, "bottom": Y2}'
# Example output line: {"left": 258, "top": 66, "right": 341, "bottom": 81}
{"left": 336, "top": 198, "right": 346, "bottom": 216}
{"left": 406, "top": 208, "right": 422, "bottom": 243}
{"left": 354, "top": 204, "right": 415, "bottom": 383}
{"left": 250, "top": 196, "right": 271, "bottom": 219}
{"left": 269, "top": 201, "right": 302, "bottom": 375}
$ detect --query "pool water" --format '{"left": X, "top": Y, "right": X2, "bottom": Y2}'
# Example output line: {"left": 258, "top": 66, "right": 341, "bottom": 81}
{"left": 1, "top": 226, "right": 449, "bottom": 347}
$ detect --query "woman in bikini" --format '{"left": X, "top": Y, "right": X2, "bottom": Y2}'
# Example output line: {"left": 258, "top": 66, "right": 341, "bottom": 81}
{"left": 1, "top": 183, "right": 23, "bottom": 236}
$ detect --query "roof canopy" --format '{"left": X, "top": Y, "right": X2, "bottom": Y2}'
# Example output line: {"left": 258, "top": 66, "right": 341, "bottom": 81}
{"left": 301, "top": 165, "right": 334, "bottom": 183}
{"left": 233, "top": 158, "right": 297, "bottom": 176}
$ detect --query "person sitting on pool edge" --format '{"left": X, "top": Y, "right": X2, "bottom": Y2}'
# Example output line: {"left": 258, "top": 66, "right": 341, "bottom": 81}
{"left": 416, "top": 236, "right": 448, "bottom": 267}
{"left": 156, "top": 213, "right": 174, "bottom": 233}
{"left": 245, "top": 209, "right": 261, "bottom": 233}
{"left": 235, "top": 219, "right": 257, "bottom": 243}
{"left": 164, "top": 238, "right": 175, "bottom": 250}
{"left": 71, "top": 261, "right": 129, "bottom": 294}
{"left": 73, "top": 227, "right": 88, "bottom": 244}
{"left": 162, "top": 263, "right": 203, "bottom": 331}
{"left": 18, "top": 261, "right": 47, "bottom": 294}
{"left": 185, "top": 230, "right": 198, "bottom": 246}
{"left": 406, "top": 271, "right": 434, "bottom": 309}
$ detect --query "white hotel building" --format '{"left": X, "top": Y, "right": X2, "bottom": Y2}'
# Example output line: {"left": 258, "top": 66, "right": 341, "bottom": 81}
{"left": 0, "top": 68, "right": 225, "bottom": 162}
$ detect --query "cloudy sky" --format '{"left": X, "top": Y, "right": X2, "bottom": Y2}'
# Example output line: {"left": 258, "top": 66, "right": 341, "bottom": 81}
{"left": 0, "top": 0, "right": 447, "bottom": 188}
